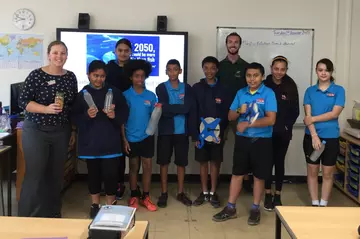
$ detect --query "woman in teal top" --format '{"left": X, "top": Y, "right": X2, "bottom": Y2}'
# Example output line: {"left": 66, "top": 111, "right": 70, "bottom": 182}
{"left": 303, "top": 58, "right": 345, "bottom": 207}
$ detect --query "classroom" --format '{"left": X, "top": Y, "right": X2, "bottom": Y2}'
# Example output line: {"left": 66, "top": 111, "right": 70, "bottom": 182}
{"left": 0, "top": 0, "right": 359, "bottom": 238}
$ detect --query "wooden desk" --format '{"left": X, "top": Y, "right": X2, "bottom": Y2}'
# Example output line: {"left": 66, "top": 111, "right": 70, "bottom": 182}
{"left": 0, "top": 216, "right": 149, "bottom": 239}
{"left": 0, "top": 145, "right": 12, "bottom": 216}
{"left": 275, "top": 206, "right": 360, "bottom": 239}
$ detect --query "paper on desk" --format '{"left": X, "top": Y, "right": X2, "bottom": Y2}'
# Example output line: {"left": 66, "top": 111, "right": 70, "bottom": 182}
{"left": 0, "top": 132, "right": 10, "bottom": 139}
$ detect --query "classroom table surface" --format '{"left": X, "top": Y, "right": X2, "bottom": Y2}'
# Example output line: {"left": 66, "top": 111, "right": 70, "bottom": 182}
{"left": 275, "top": 206, "right": 360, "bottom": 239}
{"left": 0, "top": 216, "right": 149, "bottom": 239}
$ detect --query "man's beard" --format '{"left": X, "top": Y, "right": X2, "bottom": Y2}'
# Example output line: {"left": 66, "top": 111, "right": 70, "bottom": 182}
{"left": 227, "top": 47, "right": 239, "bottom": 55}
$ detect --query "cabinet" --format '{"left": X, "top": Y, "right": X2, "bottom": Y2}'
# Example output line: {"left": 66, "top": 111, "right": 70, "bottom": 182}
{"left": 334, "top": 132, "right": 360, "bottom": 204}
{"left": 15, "top": 129, "right": 76, "bottom": 201}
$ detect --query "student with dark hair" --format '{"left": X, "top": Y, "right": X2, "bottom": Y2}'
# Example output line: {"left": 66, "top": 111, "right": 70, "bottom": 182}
{"left": 18, "top": 40, "right": 78, "bottom": 218}
{"left": 263, "top": 56, "right": 299, "bottom": 210}
{"left": 192, "top": 56, "right": 231, "bottom": 208}
{"left": 213, "top": 62, "right": 277, "bottom": 226}
{"left": 105, "top": 38, "right": 134, "bottom": 199}
{"left": 156, "top": 59, "right": 196, "bottom": 208}
{"left": 72, "top": 60, "right": 129, "bottom": 218}
{"left": 303, "top": 58, "right": 345, "bottom": 207}
{"left": 217, "top": 32, "right": 252, "bottom": 192}
{"left": 122, "top": 59, "right": 158, "bottom": 211}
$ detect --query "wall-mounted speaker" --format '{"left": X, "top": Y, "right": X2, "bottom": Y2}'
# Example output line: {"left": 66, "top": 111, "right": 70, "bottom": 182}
{"left": 78, "top": 13, "right": 90, "bottom": 29}
{"left": 157, "top": 15, "right": 167, "bottom": 32}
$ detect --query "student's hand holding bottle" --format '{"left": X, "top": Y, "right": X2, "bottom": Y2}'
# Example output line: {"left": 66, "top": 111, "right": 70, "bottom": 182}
{"left": 103, "top": 104, "right": 115, "bottom": 119}
{"left": 87, "top": 106, "right": 98, "bottom": 118}
{"left": 311, "top": 134, "right": 322, "bottom": 150}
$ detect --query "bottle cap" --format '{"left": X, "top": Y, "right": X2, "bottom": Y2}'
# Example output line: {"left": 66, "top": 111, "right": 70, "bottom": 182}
{"left": 83, "top": 89, "right": 88, "bottom": 93}
{"left": 108, "top": 88, "right": 112, "bottom": 91}
{"left": 322, "top": 140, "right": 326, "bottom": 144}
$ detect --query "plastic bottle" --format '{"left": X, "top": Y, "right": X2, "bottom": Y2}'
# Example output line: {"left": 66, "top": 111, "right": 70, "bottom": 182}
{"left": 309, "top": 140, "right": 326, "bottom": 162}
{"left": 104, "top": 89, "right": 113, "bottom": 113}
{"left": 83, "top": 89, "right": 97, "bottom": 110}
{"left": 146, "top": 103, "right": 162, "bottom": 135}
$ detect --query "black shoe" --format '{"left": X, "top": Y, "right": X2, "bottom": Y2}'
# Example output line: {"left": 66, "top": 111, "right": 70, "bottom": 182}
{"left": 116, "top": 184, "right": 126, "bottom": 200}
{"left": 248, "top": 208, "right": 261, "bottom": 226}
{"left": 90, "top": 204, "right": 100, "bottom": 219}
{"left": 273, "top": 194, "right": 282, "bottom": 207}
{"left": 193, "top": 192, "right": 209, "bottom": 206}
{"left": 212, "top": 206, "right": 237, "bottom": 222}
{"left": 177, "top": 192, "right": 192, "bottom": 206}
{"left": 243, "top": 179, "right": 253, "bottom": 194}
{"left": 264, "top": 193, "right": 274, "bottom": 211}
{"left": 209, "top": 193, "right": 220, "bottom": 208}
{"left": 157, "top": 193, "right": 168, "bottom": 208}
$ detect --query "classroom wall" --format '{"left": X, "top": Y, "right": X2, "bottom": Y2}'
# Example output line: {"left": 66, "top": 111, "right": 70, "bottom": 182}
{"left": 0, "top": 0, "right": 358, "bottom": 176}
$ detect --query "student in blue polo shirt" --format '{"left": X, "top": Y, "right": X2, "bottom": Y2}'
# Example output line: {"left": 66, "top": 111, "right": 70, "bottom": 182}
{"left": 71, "top": 60, "right": 129, "bottom": 219}
{"left": 213, "top": 62, "right": 277, "bottom": 226}
{"left": 155, "top": 59, "right": 196, "bottom": 208}
{"left": 303, "top": 58, "right": 345, "bottom": 207}
{"left": 122, "top": 59, "right": 158, "bottom": 212}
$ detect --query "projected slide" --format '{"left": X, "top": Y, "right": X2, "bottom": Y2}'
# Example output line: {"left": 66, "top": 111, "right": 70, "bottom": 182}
{"left": 86, "top": 34, "right": 160, "bottom": 76}
{"left": 58, "top": 30, "right": 187, "bottom": 94}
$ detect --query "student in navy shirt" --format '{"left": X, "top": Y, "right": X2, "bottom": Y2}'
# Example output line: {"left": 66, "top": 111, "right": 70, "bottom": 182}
{"left": 192, "top": 56, "right": 231, "bottom": 208}
{"left": 303, "top": 58, "right": 345, "bottom": 207}
{"left": 263, "top": 56, "right": 299, "bottom": 210}
{"left": 213, "top": 62, "right": 277, "bottom": 226}
{"left": 156, "top": 59, "right": 195, "bottom": 208}
{"left": 122, "top": 59, "right": 158, "bottom": 212}
{"left": 71, "top": 60, "right": 129, "bottom": 218}
{"left": 105, "top": 38, "right": 133, "bottom": 199}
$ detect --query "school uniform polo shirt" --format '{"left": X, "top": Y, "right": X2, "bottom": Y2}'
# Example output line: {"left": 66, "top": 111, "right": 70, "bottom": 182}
{"left": 230, "top": 84, "right": 277, "bottom": 138}
{"left": 304, "top": 82, "right": 345, "bottom": 138}
{"left": 123, "top": 87, "right": 157, "bottom": 142}
{"left": 164, "top": 80, "right": 186, "bottom": 134}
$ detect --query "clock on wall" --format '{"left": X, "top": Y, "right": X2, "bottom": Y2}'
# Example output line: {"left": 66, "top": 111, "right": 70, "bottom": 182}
{"left": 12, "top": 8, "right": 35, "bottom": 30}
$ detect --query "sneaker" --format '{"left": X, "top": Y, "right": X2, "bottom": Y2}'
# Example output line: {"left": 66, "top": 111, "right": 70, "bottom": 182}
{"left": 141, "top": 195, "right": 157, "bottom": 211}
{"left": 212, "top": 206, "right": 237, "bottom": 222}
{"left": 273, "top": 194, "right": 282, "bottom": 208}
{"left": 192, "top": 192, "right": 209, "bottom": 206}
{"left": 90, "top": 203, "right": 100, "bottom": 219}
{"left": 177, "top": 192, "right": 192, "bottom": 206}
{"left": 157, "top": 193, "right": 168, "bottom": 208}
{"left": 243, "top": 179, "right": 253, "bottom": 194}
{"left": 209, "top": 193, "right": 220, "bottom": 208}
{"left": 264, "top": 193, "right": 274, "bottom": 211}
{"left": 116, "top": 184, "right": 126, "bottom": 200}
{"left": 129, "top": 197, "right": 139, "bottom": 209}
{"left": 248, "top": 208, "right": 261, "bottom": 226}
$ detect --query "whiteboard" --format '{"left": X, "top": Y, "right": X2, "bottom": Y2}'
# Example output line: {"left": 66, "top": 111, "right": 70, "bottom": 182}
{"left": 216, "top": 27, "right": 315, "bottom": 125}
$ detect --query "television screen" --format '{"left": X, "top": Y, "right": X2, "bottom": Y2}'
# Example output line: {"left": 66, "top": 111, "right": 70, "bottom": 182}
{"left": 56, "top": 28, "right": 188, "bottom": 94}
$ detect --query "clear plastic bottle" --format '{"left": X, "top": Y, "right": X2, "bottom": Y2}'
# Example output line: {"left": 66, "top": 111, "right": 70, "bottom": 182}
{"left": 83, "top": 89, "right": 97, "bottom": 110}
{"left": 104, "top": 89, "right": 113, "bottom": 113}
{"left": 146, "top": 103, "right": 162, "bottom": 135}
{"left": 309, "top": 140, "right": 326, "bottom": 162}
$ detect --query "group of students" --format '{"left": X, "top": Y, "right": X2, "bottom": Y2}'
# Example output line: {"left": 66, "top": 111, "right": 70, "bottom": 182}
{"left": 17, "top": 32, "right": 345, "bottom": 227}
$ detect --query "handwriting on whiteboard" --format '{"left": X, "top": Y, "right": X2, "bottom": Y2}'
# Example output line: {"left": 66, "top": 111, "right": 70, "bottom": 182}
{"left": 273, "top": 30, "right": 312, "bottom": 36}
{"left": 242, "top": 40, "right": 296, "bottom": 47}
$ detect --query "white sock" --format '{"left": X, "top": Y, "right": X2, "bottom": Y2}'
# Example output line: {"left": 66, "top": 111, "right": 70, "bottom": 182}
{"left": 312, "top": 200, "right": 319, "bottom": 206}
{"left": 210, "top": 192, "right": 214, "bottom": 195}
{"left": 203, "top": 191, "right": 208, "bottom": 195}
{"left": 320, "top": 199, "right": 328, "bottom": 206}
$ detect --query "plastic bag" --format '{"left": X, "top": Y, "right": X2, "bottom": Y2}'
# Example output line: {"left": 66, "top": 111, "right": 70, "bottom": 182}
{"left": 0, "top": 115, "right": 11, "bottom": 132}
{"left": 352, "top": 100, "right": 360, "bottom": 121}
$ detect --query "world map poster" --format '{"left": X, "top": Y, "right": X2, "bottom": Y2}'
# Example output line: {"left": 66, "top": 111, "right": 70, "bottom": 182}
{"left": 0, "top": 33, "right": 43, "bottom": 69}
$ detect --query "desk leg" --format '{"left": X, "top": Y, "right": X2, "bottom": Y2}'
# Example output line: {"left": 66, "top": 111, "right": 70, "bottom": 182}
{"left": 7, "top": 152, "right": 11, "bottom": 216}
{"left": 276, "top": 213, "right": 281, "bottom": 239}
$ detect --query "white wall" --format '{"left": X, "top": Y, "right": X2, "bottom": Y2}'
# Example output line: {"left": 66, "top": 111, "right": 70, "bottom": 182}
{"left": 0, "top": 0, "right": 358, "bottom": 175}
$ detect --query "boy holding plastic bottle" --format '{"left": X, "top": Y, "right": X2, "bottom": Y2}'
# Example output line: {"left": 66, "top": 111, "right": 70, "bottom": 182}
{"left": 72, "top": 60, "right": 129, "bottom": 219}
{"left": 122, "top": 59, "right": 158, "bottom": 211}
